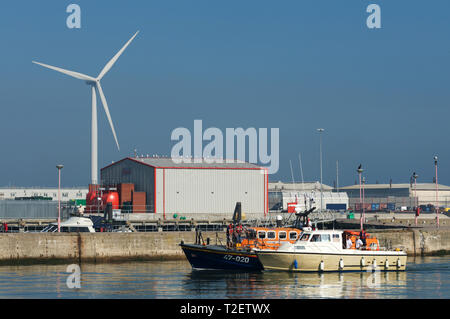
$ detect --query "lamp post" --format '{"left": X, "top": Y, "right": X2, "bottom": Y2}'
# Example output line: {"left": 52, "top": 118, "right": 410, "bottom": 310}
{"left": 56, "top": 164, "right": 64, "bottom": 233}
{"left": 357, "top": 164, "right": 363, "bottom": 230}
{"left": 317, "top": 128, "right": 324, "bottom": 212}
{"left": 362, "top": 176, "right": 366, "bottom": 230}
{"left": 434, "top": 156, "right": 439, "bottom": 228}
{"left": 412, "top": 172, "right": 418, "bottom": 226}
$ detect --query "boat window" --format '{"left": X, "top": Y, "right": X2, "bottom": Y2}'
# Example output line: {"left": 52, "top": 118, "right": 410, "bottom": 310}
{"left": 79, "top": 227, "right": 90, "bottom": 233}
{"left": 332, "top": 234, "right": 340, "bottom": 242}
{"left": 321, "top": 234, "right": 331, "bottom": 242}
{"left": 42, "top": 225, "right": 58, "bottom": 232}
{"left": 310, "top": 234, "right": 321, "bottom": 242}
{"left": 289, "top": 232, "right": 298, "bottom": 240}
{"left": 257, "top": 231, "right": 266, "bottom": 239}
{"left": 278, "top": 231, "right": 287, "bottom": 240}
{"left": 299, "top": 233, "right": 310, "bottom": 241}
{"left": 60, "top": 227, "right": 69, "bottom": 233}
{"left": 267, "top": 231, "right": 276, "bottom": 239}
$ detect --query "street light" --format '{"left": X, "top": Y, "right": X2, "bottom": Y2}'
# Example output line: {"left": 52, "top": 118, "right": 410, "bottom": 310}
{"left": 412, "top": 172, "right": 418, "bottom": 226}
{"left": 362, "top": 176, "right": 366, "bottom": 230}
{"left": 317, "top": 128, "right": 324, "bottom": 212}
{"left": 434, "top": 156, "right": 439, "bottom": 228}
{"left": 357, "top": 164, "right": 364, "bottom": 230}
{"left": 56, "top": 164, "right": 64, "bottom": 233}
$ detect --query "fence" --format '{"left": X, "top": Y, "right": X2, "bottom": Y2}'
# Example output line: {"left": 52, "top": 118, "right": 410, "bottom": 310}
{"left": 349, "top": 197, "right": 418, "bottom": 212}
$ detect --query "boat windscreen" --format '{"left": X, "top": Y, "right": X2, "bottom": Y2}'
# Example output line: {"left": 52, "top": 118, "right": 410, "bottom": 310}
{"left": 299, "top": 233, "right": 311, "bottom": 241}
{"left": 41, "top": 225, "right": 57, "bottom": 232}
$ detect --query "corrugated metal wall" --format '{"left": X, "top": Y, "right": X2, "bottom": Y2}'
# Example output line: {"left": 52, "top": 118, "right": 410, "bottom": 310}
{"left": 101, "top": 159, "right": 155, "bottom": 212}
{"left": 0, "top": 200, "right": 68, "bottom": 219}
{"left": 156, "top": 168, "right": 265, "bottom": 215}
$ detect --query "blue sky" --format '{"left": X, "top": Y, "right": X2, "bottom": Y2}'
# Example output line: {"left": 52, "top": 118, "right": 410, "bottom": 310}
{"left": 0, "top": 0, "right": 449, "bottom": 187}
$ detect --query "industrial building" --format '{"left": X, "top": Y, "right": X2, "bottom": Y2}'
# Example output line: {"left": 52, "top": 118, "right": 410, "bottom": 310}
{"left": 268, "top": 181, "right": 349, "bottom": 212}
{"left": 340, "top": 183, "right": 450, "bottom": 210}
{"left": 100, "top": 157, "right": 268, "bottom": 217}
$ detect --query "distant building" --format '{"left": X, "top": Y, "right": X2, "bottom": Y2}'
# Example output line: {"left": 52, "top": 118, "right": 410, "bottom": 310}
{"left": 0, "top": 187, "right": 88, "bottom": 201}
{"left": 268, "top": 181, "right": 348, "bottom": 212}
{"left": 340, "top": 183, "right": 450, "bottom": 210}
{"left": 0, "top": 187, "right": 88, "bottom": 219}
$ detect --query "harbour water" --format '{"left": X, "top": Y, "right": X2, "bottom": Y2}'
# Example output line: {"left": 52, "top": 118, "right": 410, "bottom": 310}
{"left": 0, "top": 256, "right": 448, "bottom": 299}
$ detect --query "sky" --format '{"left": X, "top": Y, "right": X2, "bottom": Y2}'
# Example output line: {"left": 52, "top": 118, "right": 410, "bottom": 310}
{"left": 0, "top": 0, "right": 449, "bottom": 188}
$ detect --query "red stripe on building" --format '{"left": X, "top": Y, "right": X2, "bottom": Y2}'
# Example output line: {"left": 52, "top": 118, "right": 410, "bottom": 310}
{"left": 266, "top": 168, "right": 269, "bottom": 215}
{"left": 163, "top": 168, "right": 165, "bottom": 219}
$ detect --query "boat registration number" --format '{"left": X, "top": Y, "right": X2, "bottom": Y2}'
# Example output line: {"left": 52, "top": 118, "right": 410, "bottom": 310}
{"left": 224, "top": 255, "right": 250, "bottom": 263}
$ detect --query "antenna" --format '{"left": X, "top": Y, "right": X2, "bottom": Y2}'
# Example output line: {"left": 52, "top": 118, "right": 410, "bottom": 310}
{"left": 289, "top": 160, "right": 295, "bottom": 185}
{"left": 298, "top": 153, "right": 305, "bottom": 191}
{"left": 289, "top": 160, "right": 296, "bottom": 204}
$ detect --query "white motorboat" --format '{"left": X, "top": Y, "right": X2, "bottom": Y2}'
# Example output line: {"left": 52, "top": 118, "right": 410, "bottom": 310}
{"left": 41, "top": 216, "right": 95, "bottom": 233}
{"left": 254, "top": 229, "right": 407, "bottom": 272}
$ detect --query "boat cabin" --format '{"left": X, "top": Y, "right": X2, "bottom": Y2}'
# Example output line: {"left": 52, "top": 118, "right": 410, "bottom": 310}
{"left": 290, "top": 229, "right": 380, "bottom": 251}
{"left": 41, "top": 217, "right": 95, "bottom": 233}
{"left": 237, "top": 227, "right": 303, "bottom": 250}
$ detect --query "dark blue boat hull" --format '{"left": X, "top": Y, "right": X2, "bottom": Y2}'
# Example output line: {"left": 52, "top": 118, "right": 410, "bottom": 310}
{"left": 180, "top": 244, "right": 263, "bottom": 271}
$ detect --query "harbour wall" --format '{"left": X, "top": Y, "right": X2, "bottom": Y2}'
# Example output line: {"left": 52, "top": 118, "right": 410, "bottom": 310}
{"left": 0, "top": 229, "right": 449, "bottom": 265}
{"left": 0, "top": 231, "right": 226, "bottom": 265}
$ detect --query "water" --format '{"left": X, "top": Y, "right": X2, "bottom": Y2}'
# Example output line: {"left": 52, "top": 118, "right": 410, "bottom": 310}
{"left": 0, "top": 256, "right": 448, "bottom": 299}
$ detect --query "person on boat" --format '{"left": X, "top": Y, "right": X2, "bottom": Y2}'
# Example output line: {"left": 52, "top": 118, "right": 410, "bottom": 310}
{"left": 360, "top": 230, "right": 367, "bottom": 247}
{"left": 307, "top": 218, "right": 312, "bottom": 228}
{"left": 346, "top": 236, "right": 353, "bottom": 249}
{"left": 355, "top": 237, "right": 363, "bottom": 249}
{"left": 235, "top": 224, "right": 243, "bottom": 243}
{"left": 226, "top": 223, "right": 233, "bottom": 248}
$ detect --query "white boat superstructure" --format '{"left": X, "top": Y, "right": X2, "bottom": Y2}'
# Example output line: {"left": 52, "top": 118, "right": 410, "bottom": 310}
{"left": 255, "top": 229, "right": 407, "bottom": 272}
{"left": 41, "top": 216, "right": 95, "bottom": 233}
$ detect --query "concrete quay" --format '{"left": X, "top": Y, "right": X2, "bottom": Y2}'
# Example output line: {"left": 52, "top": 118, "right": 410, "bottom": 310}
{"left": 0, "top": 231, "right": 226, "bottom": 265}
{"left": 0, "top": 227, "right": 449, "bottom": 265}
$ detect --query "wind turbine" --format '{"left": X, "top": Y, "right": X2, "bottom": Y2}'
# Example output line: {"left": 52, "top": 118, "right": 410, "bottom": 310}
{"left": 33, "top": 31, "right": 139, "bottom": 185}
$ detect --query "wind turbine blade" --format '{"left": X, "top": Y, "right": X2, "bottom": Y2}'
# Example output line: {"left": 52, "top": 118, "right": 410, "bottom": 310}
{"left": 97, "top": 31, "right": 139, "bottom": 80}
{"left": 32, "top": 61, "right": 95, "bottom": 82}
{"left": 96, "top": 82, "right": 120, "bottom": 151}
